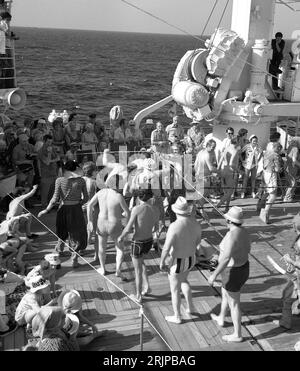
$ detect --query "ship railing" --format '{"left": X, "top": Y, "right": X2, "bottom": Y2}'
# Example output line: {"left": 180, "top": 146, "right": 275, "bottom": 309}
{"left": 0, "top": 38, "right": 16, "bottom": 89}
{"left": 5, "top": 192, "right": 174, "bottom": 352}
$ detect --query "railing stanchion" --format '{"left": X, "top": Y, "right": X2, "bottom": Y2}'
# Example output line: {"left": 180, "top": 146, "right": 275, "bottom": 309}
{"left": 140, "top": 308, "right": 144, "bottom": 351}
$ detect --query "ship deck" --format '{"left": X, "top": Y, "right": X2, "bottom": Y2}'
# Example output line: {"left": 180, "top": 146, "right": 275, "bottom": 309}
{"left": 1, "top": 197, "right": 300, "bottom": 352}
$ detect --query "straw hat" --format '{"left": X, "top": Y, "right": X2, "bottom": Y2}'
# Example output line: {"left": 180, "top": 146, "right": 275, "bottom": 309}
{"left": 58, "top": 289, "right": 82, "bottom": 313}
{"left": 44, "top": 253, "right": 61, "bottom": 267}
{"left": 27, "top": 275, "right": 50, "bottom": 293}
{"left": 146, "top": 119, "right": 154, "bottom": 125}
{"left": 171, "top": 196, "right": 193, "bottom": 216}
{"left": 249, "top": 134, "right": 257, "bottom": 142}
{"left": 224, "top": 206, "right": 244, "bottom": 225}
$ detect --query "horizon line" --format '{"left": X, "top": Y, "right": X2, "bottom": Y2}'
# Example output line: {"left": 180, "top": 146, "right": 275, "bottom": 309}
{"left": 11, "top": 25, "right": 204, "bottom": 38}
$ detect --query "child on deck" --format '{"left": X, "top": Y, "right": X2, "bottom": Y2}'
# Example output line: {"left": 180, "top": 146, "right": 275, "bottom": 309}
{"left": 15, "top": 275, "right": 56, "bottom": 328}
{"left": 58, "top": 289, "right": 104, "bottom": 347}
{"left": 25, "top": 257, "right": 58, "bottom": 297}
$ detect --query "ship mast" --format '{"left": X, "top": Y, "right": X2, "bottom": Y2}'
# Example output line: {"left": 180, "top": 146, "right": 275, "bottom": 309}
{"left": 215, "top": 0, "right": 300, "bottom": 148}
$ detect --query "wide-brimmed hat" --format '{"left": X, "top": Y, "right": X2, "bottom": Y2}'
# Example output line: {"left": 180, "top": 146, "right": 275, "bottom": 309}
{"left": 224, "top": 206, "right": 244, "bottom": 225}
{"left": 146, "top": 119, "right": 154, "bottom": 125}
{"left": 64, "top": 313, "right": 80, "bottom": 336}
{"left": 58, "top": 289, "right": 82, "bottom": 313}
{"left": 27, "top": 275, "right": 50, "bottom": 293}
{"left": 171, "top": 196, "right": 193, "bottom": 215}
{"left": 44, "top": 253, "right": 61, "bottom": 266}
{"left": 38, "top": 118, "right": 47, "bottom": 125}
{"left": 249, "top": 134, "right": 257, "bottom": 142}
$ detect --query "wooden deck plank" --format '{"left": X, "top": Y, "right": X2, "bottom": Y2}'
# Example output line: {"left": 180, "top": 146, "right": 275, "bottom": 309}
{"left": 14, "top": 327, "right": 25, "bottom": 351}
{"left": 148, "top": 306, "right": 181, "bottom": 351}
{"left": 4, "top": 199, "right": 300, "bottom": 351}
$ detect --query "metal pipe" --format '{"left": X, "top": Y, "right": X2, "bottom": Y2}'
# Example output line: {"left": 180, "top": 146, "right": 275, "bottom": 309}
{"left": 140, "top": 309, "right": 144, "bottom": 351}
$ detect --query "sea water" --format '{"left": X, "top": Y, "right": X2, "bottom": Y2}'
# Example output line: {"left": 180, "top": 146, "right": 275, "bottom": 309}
{"left": 11, "top": 27, "right": 206, "bottom": 126}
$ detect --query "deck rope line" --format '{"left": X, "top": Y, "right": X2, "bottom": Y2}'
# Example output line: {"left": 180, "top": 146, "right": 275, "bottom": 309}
{"left": 120, "top": 0, "right": 300, "bottom": 90}
{"left": 190, "top": 0, "right": 219, "bottom": 66}
{"left": 199, "top": 0, "right": 219, "bottom": 40}
{"left": 141, "top": 310, "right": 174, "bottom": 351}
{"left": 5, "top": 193, "right": 174, "bottom": 350}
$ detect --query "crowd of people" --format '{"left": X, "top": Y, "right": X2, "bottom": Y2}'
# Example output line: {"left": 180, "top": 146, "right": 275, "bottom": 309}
{"left": 0, "top": 108, "right": 300, "bottom": 350}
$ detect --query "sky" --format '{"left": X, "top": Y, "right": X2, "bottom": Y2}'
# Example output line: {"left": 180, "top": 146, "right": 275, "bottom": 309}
{"left": 11, "top": 0, "right": 300, "bottom": 37}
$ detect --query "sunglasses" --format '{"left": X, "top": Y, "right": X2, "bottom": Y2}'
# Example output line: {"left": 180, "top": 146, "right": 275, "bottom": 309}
{"left": 227, "top": 132, "right": 234, "bottom": 135}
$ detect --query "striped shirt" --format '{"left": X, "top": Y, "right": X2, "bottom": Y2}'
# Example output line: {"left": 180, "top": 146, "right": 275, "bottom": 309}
{"left": 50, "top": 177, "right": 88, "bottom": 205}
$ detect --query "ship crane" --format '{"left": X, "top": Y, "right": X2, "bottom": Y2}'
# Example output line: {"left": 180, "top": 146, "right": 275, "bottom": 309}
{"left": 134, "top": 0, "right": 300, "bottom": 149}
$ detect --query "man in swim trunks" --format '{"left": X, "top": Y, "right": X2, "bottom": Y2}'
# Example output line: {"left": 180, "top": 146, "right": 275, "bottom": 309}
{"left": 118, "top": 188, "right": 160, "bottom": 303}
{"left": 208, "top": 206, "right": 250, "bottom": 343}
{"left": 87, "top": 177, "right": 130, "bottom": 279}
{"left": 160, "top": 197, "right": 202, "bottom": 324}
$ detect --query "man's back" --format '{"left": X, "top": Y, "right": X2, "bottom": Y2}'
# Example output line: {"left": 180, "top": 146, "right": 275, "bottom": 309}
{"left": 97, "top": 188, "right": 124, "bottom": 222}
{"left": 132, "top": 202, "right": 159, "bottom": 240}
{"left": 168, "top": 217, "right": 202, "bottom": 259}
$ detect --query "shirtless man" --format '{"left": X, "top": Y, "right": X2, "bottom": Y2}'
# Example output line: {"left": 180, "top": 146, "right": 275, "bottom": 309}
{"left": 216, "top": 138, "right": 239, "bottom": 212}
{"left": 6, "top": 184, "right": 38, "bottom": 239}
{"left": 118, "top": 188, "right": 160, "bottom": 303}
{"left": 160, "top": 197, "right": 202, "bottom": 324}
{"left": 87, "top": 178, "right": 130, "bottom": 279}
{"left": 194, "top": 139, "right": 219, "bottom": 219}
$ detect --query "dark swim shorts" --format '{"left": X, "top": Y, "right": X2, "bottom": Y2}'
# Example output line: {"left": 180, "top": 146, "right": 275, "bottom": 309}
{"left": 131, "top": 238, "right": 153, "bottom": 258}
{"left": 221, "top": 261, "right": 249, "bottom": 292}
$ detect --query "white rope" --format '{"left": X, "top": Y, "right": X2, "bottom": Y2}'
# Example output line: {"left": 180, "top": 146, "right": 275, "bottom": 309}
{"left": 5, "top": 192, "right": 174, "bottom": 348}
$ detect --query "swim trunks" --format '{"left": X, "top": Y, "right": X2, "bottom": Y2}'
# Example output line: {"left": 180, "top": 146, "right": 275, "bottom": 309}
{"left": 221, "top": 261, "right": 249, "bottom": 292}
{"left": 131, "top": 238, "right": 153, "bottom": 258}
{"left": 96, "top": 220, "right": 123, "bottom": 239}
{"left": 169, "top": 255, "right": 196, "bottom": 274}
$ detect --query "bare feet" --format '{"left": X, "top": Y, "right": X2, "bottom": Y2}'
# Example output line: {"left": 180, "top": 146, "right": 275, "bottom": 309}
{"left": 222, "top": 334, "right": 243, "bottom": 343}
{"left": 165, "top": 315, "right": 182, "bottom": 324}
{"left": 115, "top": 271, "right": 128, "bottom": 282}
{"left": 272, "top": 319, "right": 291, "bottom": 330}
{"left": 129, "top": 294, "right": 142, "bottom": 304}
{"left": 141, "top": 287, "right": 152, "bottom": 296}
{"left": 185, "top": 306, "right": 197, "bottom": 315}
{"left": 97, "top": 267, "right": 106, "bottom": 275}
{"left": 210, "top": 313, "right": 225, "bottom": 327}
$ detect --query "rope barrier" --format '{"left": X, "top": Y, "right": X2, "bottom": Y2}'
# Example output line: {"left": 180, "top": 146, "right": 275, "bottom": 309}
{"left": 4, "top": 192, "right": 174, "bottom": 351}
